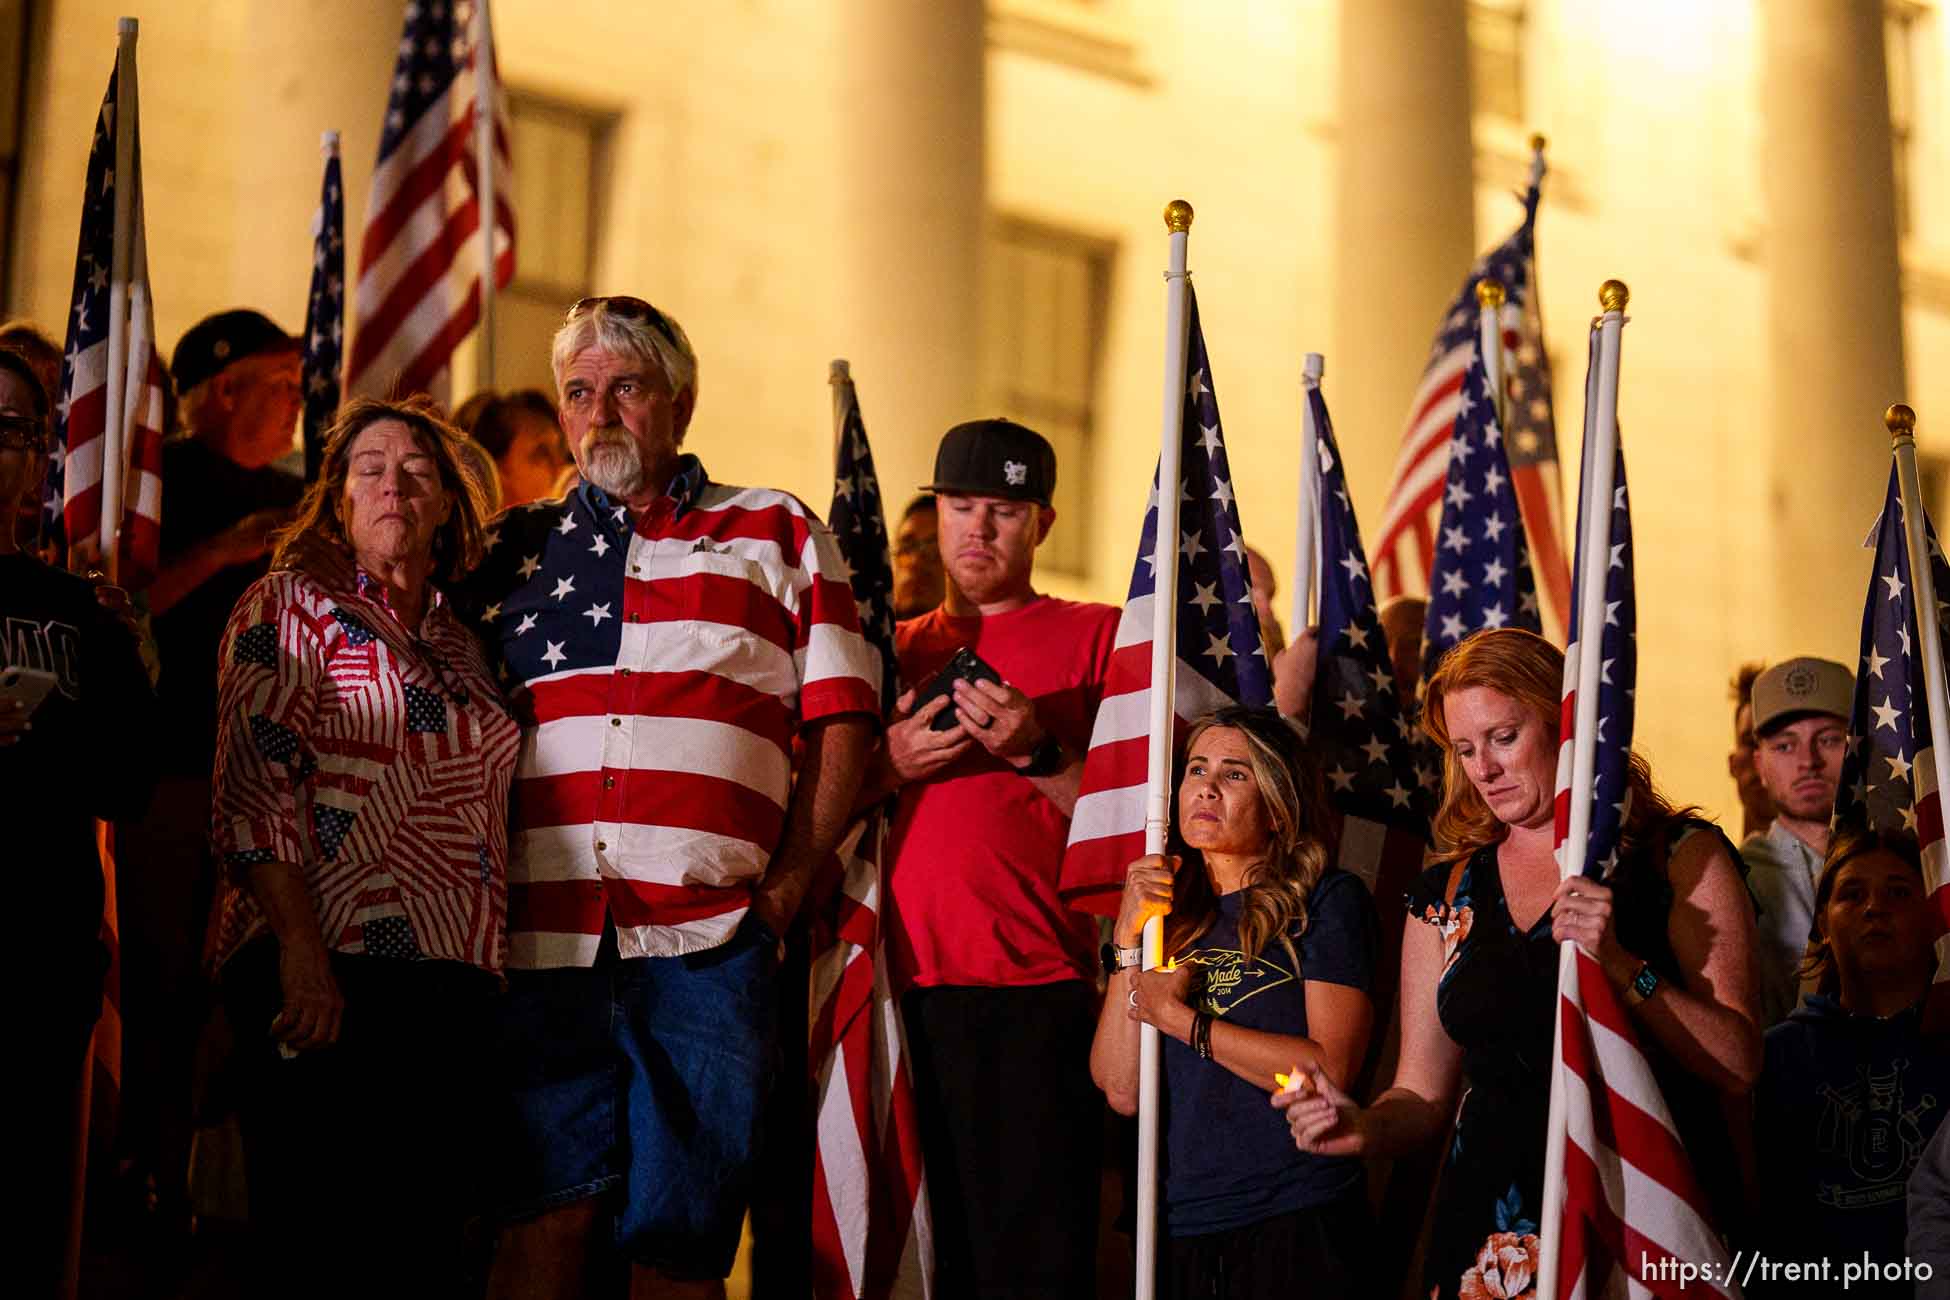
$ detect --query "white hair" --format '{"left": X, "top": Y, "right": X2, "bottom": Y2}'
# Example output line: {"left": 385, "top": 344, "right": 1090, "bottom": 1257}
{"left": 550, "top": 299, "right": 699, "bottom": 411}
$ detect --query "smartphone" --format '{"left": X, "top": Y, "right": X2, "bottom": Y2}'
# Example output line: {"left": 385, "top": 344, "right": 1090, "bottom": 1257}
{"left": 0, "top": 666, "right": 60, "bottom": 719}
{"left": 910, "top": 647, "right": 1005, "bottom": 732}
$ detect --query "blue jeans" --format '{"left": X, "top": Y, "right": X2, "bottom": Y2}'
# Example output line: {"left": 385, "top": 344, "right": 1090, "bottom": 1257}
{"left": 493, "top": 915, "right": 779, "bottom": 1280}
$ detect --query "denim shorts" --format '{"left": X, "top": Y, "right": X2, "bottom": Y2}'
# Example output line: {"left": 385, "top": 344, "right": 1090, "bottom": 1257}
{"left": 493, "top": 914, "right": 779, "bottom": 1280}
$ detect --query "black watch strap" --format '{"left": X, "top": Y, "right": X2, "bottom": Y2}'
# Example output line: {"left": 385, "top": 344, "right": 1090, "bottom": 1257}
{"left": 1019, "top": 732, "right": 1065, "bottom": 777}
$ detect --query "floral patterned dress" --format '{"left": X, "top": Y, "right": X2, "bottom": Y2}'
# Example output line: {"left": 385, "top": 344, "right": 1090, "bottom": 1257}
{"left": 1405, "top": 822, "right": 1745, "bottom": 1300}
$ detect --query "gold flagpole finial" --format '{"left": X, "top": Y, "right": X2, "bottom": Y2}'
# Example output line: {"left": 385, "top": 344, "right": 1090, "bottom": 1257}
{"left": 1529, "top": 133, "right": 1547, "bottom": 154}
{"left": 1476, "top": 278, "right": 1507, "bottom": 309}
{"left": 1599, "top": 279, "right": 1630, "bottom": 313}
{"left": 1164, "top": 200, "right": 1194, "bottom": 233}
{"left": 1887, "top": 404, "right": 1918, "bottom": 441}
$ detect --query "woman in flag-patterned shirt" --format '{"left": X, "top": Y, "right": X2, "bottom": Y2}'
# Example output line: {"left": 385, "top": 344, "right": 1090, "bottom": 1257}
{"left": 208, "top": 396, "right": 519, "bottom": 1297}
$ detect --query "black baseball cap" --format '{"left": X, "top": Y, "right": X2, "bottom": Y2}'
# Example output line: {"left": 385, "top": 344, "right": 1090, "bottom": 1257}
{"left": 170, "top": 309, "right": 301, "bottom": 393}
{"left": 925, "top": 418, "right": 1056, "bottom": 506}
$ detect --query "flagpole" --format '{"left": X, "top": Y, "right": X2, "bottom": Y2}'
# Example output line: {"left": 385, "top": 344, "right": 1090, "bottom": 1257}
{"left": 830, "top": 359, "right": 854, "bottom": 451}
{"left": 1476, "top": 278, "right": 1508, "bottom": 431}
{"left": 1293, "top": 353, "right": 1324, "bottom": 636}
{"left": 99, "top": 17, "right": 139, "bottom": 580}
{"left": 1887, "top": 403, "right": 1950, "bottom": 927}
{"left": 1538, "top": 279, "right": 1629, "bottom": 1300}
{"left": 475, "top": 0, "right": 497, "bottom": 390}
{"left": 1136, "top": 199, "right": 1194, "bottom": 1300}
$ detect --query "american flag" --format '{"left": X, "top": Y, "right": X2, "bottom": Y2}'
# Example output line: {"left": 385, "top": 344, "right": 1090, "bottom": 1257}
{"left": 348, "top": 0, "right": 513, "bottom": 402}
{"left": 1547, "top": 332, "right": 1737, "bottom": 1300}
{"left": 1305, "top": 378, "right": 1432, "bottom": 1086}
{"left": 808, "top": 364, "right": 932, "bottom": 1300}
{"left": 53, "top": 56, "right": 165, "bottom": 587}
{"left": 1371, "top": 157, "right": 1570, "bottom": 638}
{"left": 1421, "top": 334, "right": 1541, "bottom": 682}
{"left": 303, "top": 133, "right": 346, "bottom": 481}
{"left": 1306, "top": 381, "right": 1434, "bottom": 833}
{"left": 1834, "top": 464, "right": 1950, "bottom": 960}
{"left": 1060, "top": 287, "right": 1272, "bottom": 908}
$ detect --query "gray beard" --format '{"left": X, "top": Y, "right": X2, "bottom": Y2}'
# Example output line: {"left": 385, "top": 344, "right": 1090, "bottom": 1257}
{"left": 580, "top": 431, "right": 644, "bottom": 498}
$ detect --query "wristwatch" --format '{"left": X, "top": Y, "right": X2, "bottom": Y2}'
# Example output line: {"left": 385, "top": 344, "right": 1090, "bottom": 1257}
{"left": 1017, "top": 732, "right": 1065, "bottom": 777}
{"left": 1100, "top": 941, "right": 1142, "bottom": 975}
{"left": 1624, "top": 961, "right": 1660, "bottom": 1006}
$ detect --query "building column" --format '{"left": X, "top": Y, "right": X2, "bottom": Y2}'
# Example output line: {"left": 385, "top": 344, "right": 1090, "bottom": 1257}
{"left": 1333, "top": 0, "right": 1477, "bottom": 538}
{"left": 831, "top": 0, "right": 985, "bottom": 509}
{"left": 1761, "top": 0, "right": 1908, "bottom": 657}
{"left": 231, "top": 1, "right": 403, "bottom": 339}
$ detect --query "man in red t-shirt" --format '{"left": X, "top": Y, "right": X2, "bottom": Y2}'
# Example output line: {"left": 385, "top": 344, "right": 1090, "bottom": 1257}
{"left": 870, "top": 418, "right": 1118, "bottom": 1300}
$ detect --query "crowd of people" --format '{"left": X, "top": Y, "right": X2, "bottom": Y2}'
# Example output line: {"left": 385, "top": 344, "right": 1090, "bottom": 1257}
{"left": 3, "top": 292, "right": 1947, "bottom": 1300}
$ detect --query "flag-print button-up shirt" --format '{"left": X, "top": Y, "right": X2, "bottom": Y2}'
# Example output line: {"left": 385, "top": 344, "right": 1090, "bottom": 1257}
{"left": 209, "top": 564, "right": 522, "bottom": 974}
{"left": 460, "top": 459, "right": 880, "bottom": 968}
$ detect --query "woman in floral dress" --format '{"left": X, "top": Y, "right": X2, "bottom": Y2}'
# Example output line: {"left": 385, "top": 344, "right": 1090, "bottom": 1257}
{"left": 1276, "top": 629, "right": 1761, "bottom": 1299}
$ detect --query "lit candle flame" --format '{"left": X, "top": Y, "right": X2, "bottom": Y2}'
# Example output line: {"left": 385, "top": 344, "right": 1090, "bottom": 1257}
{"left": 1273, "top": 1066, "right": 1306, "bottom": 1091}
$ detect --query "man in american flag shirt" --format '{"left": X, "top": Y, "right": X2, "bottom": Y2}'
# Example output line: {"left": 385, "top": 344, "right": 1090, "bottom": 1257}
{"left": 459, "top": 296, "right": 878, "bottom": 1299}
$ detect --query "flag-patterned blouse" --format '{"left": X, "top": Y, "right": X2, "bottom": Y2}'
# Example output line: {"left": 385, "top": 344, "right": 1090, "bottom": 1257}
{"left": 208, "top": 564, "right": 521, "bottom": 974}
{"left": 458, "top": 462, "right": 881, "bottom": 970}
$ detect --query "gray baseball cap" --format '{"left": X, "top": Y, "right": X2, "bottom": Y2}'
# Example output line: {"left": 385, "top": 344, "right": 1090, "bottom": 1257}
{"left": 1751, "top": 657, "right": 1854, "bottom": 736}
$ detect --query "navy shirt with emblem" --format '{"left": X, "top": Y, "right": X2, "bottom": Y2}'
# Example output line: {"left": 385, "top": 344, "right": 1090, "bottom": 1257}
{"left": 1161, "top": 867, "right": 1378, "bottom": 1235}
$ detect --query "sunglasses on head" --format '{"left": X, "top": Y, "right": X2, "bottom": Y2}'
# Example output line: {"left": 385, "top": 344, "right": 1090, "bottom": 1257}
{"left": 566, "top": 296, "right": 683, "bottom": 353}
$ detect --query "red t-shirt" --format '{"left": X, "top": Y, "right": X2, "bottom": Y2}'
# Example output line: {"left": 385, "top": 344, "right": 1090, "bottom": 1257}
{"left": 884, "top": 596, "right": 1121, "bottom": 991}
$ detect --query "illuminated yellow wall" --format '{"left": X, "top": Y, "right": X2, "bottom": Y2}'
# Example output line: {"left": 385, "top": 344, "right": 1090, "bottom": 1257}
{"left": 11, "top": 0, "right": 1950, "bottom": 833}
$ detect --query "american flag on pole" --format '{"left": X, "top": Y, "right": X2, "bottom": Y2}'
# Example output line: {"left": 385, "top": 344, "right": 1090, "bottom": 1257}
{"left": 53, "top": 52, "right": 165, "bottom": 589}
{"left": 808, "top": 363, "right": 931, "bottom": 1300}
{"left": 349, "top": 0, "right": 513, "bottom": 402}
{"left": 1371, "top": 151, "right": 1570, "bottom": 638}
{"left": 1546, "top": 333, "right": 1737, "bottom": 1300}
{"left": 1060, "top": 287, "right": 1272, "bottom": 908}
{"left": 1421, "top": 335, "right": 1541, "bottom": 682}
{"left": 1833, "top": 464, "right": 1950, "bottom": 961}
{"left": 1306, "top": 380, "right": 1434, "bottom": 834}
{"left": 303, "top": 133, "right": 346, "bottom": 481}
{"left": 1305, "top": 377, "right": 1432, "bottom": 1091}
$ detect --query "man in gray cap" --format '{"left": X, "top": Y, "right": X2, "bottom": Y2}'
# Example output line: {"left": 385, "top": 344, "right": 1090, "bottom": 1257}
{"left": 874, "top": 417, "right": 1119, "bottom": 1300}
{"left": 1740, "top": 655, "right": 1855, "bottom": 1027}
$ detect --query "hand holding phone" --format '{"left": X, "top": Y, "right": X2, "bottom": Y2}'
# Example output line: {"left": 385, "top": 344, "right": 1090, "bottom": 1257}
{"left": 909, "top": 647, "right": 1004, "bottom": 732}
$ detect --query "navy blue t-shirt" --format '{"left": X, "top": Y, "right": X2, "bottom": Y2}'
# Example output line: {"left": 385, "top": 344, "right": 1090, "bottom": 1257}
{"left": 1161, "top": 867, "right": 1378, "bottom": 1235}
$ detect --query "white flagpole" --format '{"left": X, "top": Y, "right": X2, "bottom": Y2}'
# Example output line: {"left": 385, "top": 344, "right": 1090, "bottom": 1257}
{"left": 475, "top": 0, "right": 498, "bottom": 389}
{"left": 1136, "top": 199, "right": 1194, "bottom": 1300}
{"left": 1537, "top": 278, "right": 1630, "bottom": 1300}
{"left": 99, "top": 17, "right": 139, "bottom": 580}
{"left": 1292, "top": 353, "right": 1324, "bottom": 637}
{"left": 1477, "top": 278, "right": 1508, "bottom": 431}
{"left": 1887, "top": 402, "right": 1950, "bottom": 970}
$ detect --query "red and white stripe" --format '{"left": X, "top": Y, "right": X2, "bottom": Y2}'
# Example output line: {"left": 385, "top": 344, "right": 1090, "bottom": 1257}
{"left": 63, "top": 244, "right": 165, "bottom": 591}
{"left": 1549, "top": 657, "right": 1740, "bottom": 1299}
{"left": 1371, "top": 345, "right": 1469, "bottom": 602}
{"left": 348, "top": 20, "right": 513, "bottom": 401}
{"left": 809, "top": 811, "right": 932, "bottom": 1300}
{"left": 1058, "top": 591, "right": 1236, "bottom": 909}
{"left": 507, "top": 487, "right": 880, "bottom": 967}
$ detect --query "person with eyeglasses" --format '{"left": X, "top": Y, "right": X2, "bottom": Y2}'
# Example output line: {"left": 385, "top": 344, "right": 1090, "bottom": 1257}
{"left": 458, "top": 295, "right": 879, "bottom": 1300}
{"left": 891, "top": 493, "right": 943, "bottom": 619}
{"left": 206, "top": 396, "right": 517, "bottom": 1297}
{"left": 1739, "top": 656, "right": 1855, "bottom": 1028}
{"left": 0, "top": 344, "right": 160, "bottom": 1297}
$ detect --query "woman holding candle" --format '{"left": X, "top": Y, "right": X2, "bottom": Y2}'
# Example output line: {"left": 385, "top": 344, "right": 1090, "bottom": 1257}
{"left": 1277, "top": 628, "right": 1760, "bottom": 1299}
{"left": 1090, "top": 704, "right": 1379, "bottom": 1297}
